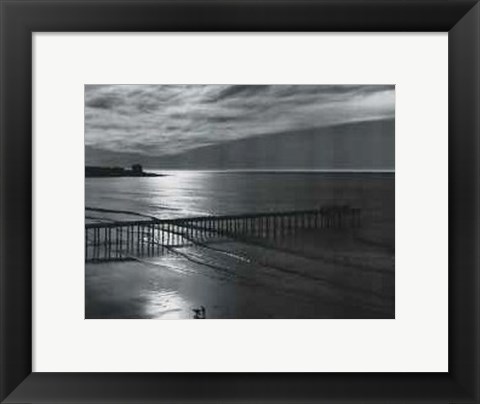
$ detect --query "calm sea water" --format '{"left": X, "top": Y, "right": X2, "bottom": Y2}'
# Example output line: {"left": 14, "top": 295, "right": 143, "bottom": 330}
{"left": 85, "top": 170, "right": 394, "bottom": 221}
{"left": 85, "top": 171, "right": 395, "bottom": 319}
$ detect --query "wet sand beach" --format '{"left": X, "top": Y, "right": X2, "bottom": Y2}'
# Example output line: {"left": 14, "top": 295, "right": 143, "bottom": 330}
{"left": 85, "top": 215, "right": 394, "bottom": 319}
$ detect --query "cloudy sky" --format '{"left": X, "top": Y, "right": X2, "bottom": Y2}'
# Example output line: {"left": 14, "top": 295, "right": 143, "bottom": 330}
{"left": 85, "top": 84, "right": 394, "bottom": 157}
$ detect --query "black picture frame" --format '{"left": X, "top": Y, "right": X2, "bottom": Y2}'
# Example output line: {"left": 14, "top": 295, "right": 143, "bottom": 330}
{"left": 1, "top": 1, "right": 479, "bottom": 403}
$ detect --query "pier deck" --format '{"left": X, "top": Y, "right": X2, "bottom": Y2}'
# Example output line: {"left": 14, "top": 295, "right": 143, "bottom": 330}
{"left": 85, "top": 206, "right": 361, "bottom": 262}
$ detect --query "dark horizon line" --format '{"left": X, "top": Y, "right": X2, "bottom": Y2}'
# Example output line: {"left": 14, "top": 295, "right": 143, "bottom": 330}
{"left": 85, "top": 166, "right": 395, "bottom": 173}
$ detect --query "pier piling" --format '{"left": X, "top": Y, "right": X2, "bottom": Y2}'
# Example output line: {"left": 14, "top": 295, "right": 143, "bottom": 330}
{"left": 85, "top": 206, "right": 361, "bottom": 262}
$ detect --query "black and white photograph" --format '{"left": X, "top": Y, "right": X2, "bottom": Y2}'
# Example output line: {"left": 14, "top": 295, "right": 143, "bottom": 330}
{"left": 85, "top": 84, "right": 395, "bottom": 319}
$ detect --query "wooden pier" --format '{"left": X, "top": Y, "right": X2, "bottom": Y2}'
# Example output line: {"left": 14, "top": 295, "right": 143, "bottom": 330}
{"left": 85, "top": 206, "right": 361, "bottom": 262}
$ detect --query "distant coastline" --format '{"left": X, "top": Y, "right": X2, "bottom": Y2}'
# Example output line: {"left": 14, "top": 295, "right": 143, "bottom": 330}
{"left": 85, "top": 164, "right": 163, "bottom": 178}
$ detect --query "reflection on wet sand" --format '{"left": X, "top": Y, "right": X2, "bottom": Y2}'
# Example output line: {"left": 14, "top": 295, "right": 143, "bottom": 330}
{"left": 86, "top": 225, "right": 394, "bottom": 319}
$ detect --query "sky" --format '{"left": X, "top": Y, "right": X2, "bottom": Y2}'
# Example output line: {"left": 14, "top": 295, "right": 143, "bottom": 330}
{"left": 85, "top": 84, "right": 395, "bottom": 158}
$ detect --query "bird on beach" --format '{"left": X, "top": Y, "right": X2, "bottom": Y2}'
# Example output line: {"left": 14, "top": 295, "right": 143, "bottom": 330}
{"left": 192, "top": 305, "right": 206, "bottom": 319}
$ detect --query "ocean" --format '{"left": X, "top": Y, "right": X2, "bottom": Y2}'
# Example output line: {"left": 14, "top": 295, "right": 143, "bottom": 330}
{"left": 85, "top": 171, "right": 395, "bottom": 319}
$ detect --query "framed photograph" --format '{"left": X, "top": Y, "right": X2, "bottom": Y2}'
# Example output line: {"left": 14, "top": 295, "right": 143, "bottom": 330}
{"left": 1, "top": 0, "right": 478, "bottom": 403}
{"left": 84, "top": 83, "right": 395, "bottom": 321}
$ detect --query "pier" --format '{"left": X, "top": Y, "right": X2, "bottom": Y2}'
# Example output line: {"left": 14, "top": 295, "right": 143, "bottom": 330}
{"left": 85, "top": 206, "right": 361, "bottom": 262}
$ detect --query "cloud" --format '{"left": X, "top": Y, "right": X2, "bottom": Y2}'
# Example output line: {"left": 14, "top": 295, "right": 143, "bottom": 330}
{"left": 85, "top": 84, "right": 394, "bottom": 157}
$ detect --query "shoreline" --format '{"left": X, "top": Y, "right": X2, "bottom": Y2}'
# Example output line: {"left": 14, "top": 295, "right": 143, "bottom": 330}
{"left": 85, "top": 224, "right": 394, "bottom": 319}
